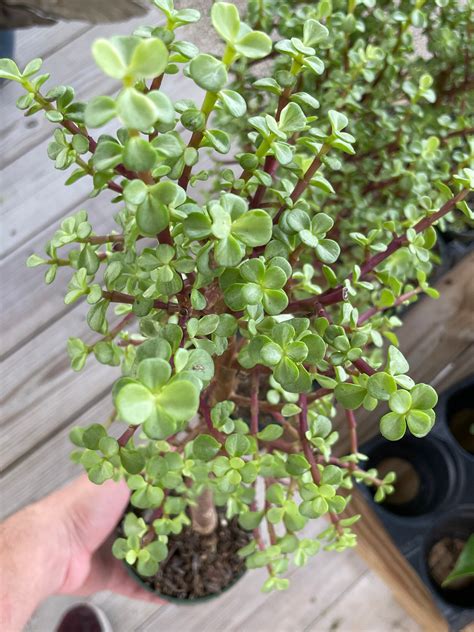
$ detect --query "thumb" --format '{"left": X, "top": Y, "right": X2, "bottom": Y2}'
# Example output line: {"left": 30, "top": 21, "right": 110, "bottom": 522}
{"left": 57, "top": 474, "right": 130, "bottom": 555}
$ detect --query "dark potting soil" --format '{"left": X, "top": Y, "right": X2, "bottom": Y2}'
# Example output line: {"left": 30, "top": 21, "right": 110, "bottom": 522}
{"left": 376, "top": 457, "right": 420, "bottom": 506}
{"left": 141, "top": 514, "right": 251, "bottom": 600}
{"left": 448, "top": 407, "right": 474, "bottom": 455}
{"left": 428, "top": 537, "right": 474, "bottom": 592}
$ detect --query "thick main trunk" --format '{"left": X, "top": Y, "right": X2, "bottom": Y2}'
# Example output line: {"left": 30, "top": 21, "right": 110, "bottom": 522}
{"left": 191, "top": 338, "right": 236, "bottom": 535}
{"left": 190, "top": 488, "right": 218, "bottom": 535}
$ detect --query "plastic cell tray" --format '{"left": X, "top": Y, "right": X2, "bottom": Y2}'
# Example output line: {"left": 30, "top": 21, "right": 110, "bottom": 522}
{"left": 359, "top": 375, "right": 474, "bottom": 631}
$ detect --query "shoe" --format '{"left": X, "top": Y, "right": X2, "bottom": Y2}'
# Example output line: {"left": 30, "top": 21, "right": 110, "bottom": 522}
{"left": 55, "top": 603, "right": 112, "bottom": 632}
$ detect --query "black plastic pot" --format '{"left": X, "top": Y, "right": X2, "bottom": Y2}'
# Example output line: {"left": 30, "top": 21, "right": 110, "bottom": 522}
{"left": 423, "top": 507, "right": 474, "bottom": 609}
{"left": 360, "top": 375, "right": 474, "bottom": 631}
{"left": 116, "top": 505, "right": 249, "bottom": 605}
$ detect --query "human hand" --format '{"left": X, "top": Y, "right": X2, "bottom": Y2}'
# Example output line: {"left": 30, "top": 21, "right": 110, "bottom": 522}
{"left": 50, "top": 475, "right": 164, "bottom": 604}
{"left": 1, "top": 475, "right": 163, "bottom": 632}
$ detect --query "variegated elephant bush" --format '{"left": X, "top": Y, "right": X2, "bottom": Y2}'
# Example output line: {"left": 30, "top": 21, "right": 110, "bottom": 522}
{"left": 1, "top": 0, "right": 472, "bottom": 591}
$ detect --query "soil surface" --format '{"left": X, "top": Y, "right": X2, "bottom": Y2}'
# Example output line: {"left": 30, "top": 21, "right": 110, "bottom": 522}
{"left": 448, "top": 407, "right": 474, "bottom": 454}
{"left": 428, "top": 537, "right": 473, "bottom": 591}
{"left": 139, "top": 513, "right": 251, "bottom": 600}
{"left": 376, "top": 457, "right": 420, "bottom": 506}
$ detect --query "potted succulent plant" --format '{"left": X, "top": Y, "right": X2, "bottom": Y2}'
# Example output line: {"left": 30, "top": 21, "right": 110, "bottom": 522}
{"left": 1, "top": 0, "right": 473, "bottom": 602}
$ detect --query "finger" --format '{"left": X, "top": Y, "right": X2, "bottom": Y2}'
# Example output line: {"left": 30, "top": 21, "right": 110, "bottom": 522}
{"left": 75, "top": 545, "right": 164, "bottom": 606}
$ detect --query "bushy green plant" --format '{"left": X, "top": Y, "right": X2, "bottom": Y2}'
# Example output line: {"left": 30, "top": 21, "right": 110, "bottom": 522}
{"left": 224, "top": 0, "right": 473, "bottom": 262}
{"left": 1, "top": 0, "right": 472, "bottom": 592}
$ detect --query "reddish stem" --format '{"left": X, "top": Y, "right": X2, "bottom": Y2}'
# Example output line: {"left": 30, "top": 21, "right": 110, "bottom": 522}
{"left": 250, "top": 370, "right": 260, "bottom": 435}
{"left": 273, "top": 151, "right": 327, "bottom": 224}
{"left": 118, "top": 425, "right": 137, "bottom": 447}
{"left": 352, "top": 358, "right": 376, "bottom": 376}
{"left": 298, "top": 394, "right": 321, "bottom": 484}
{"left": 199, "top": 396, "right": 226, "bottom": 443}
{"left": 102, "top": 290, "right": 182, "bottom": 313}
{"left": 346, "top": 410, "right": 358, "bottom": 470}
{"left": 357, "top": 287, "right": 421, "bottom": 325}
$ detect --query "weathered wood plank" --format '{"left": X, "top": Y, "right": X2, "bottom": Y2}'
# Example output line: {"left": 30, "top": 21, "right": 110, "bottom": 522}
{"left": 15, "top": 22, "right": 90, "bottom": 67}
{"left": 0, "top": 307, "right": 119, "bottom": 470}
{"left": 0, "top": 195, "right": 114, "bottom": 358}
{"left": 230, "top": 549, "right": 367, "bottom": 632}
{"left": 342, "top": 489, "right": 448, "bottom": 632}
{"left": 0, "top": 136, "right": 99, "bottom": 257}
{"left": 26, "top": 593, "right": 164, "bottom": 632}
{"left": 0, "top": 396, "right": 112, "bottom": 518}
{"left": 306, "top": 571, "right": 421, "bottom": 632}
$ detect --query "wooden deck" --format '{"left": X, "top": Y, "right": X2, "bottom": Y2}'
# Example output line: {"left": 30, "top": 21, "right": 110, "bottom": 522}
{"left": 0, "top": 15, "right": 424, "bottom": 632}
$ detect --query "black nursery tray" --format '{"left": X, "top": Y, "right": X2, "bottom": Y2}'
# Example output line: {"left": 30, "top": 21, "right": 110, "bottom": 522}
{"left": 359, "top": 375, "right": 474, "bottom": 631}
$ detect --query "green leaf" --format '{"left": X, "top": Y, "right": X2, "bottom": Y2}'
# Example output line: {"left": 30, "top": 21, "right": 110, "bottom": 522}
{"left": 211, "top": 2, "right": 241, "bottom": 43}
{"left": 442, "top": 535, "right": 474, "bottom": 587}
{"left": 410, "top": 383, "right": 438, "bottom": 411}
{"left": 281, "top": 403, "right": 301, "bottom": 417}
{"left": 389, "top": 390, "right": 412, "bottom": 414}
{"left": 367, "top": 372, "right": 397, "bottom": 401}
{"left": 334, "top": 383, "right": 366, "bottom": 409}
{"left": 239, "top": 510, "right": 264, "bottom": 530}
{"left": 257, "top": 425, "right": 284, "bottom": 441}
{"left": 92, "top": 38, "right": 128, "bottom": 79}
{"left": 115, "top": 382, "right": 155, "bottom": 425}
{"left": 123, "top": 137, "right": 156, "bottom": 172}
{"left": 189, "top": 54, "right": 228, "bottom": 92}
{"left": 67, "top": 337, "right": 89, "bottom": 371}
{"left": 116, "top": 88, "right": 158, "bottom": 131}
{"left": 93, "top": 140, "right": 122, "bottom": 171}
{"left": 225, "top": 433, "right": 250, "bottom": 457}
{"left": 128, "top": 38, "right": 169, "bottom": 79}
{"left": 315, "top": 239, "right": 340, "bottom": 264}
{"left": 303, "top": 19, "right": 329, "bottom": 46}
{"left": 85, "top": 96, "right": 117, "bottom": 128}
{"left": 386, "top": 345, "right": 409, "bottom": 375}
{"left": 286, "top": 454, "right": 310, "bottom": 476}
{"left": 219, "top": 89, "right": 247, "bottom": 117}
{"left": 232, "top": 210, "right": 272, "bottom": 246}
{"left": 112, "top": 538, "right": 129, "bottom": 559}
{"left": 0, "top": 58, "right": 22, "bottom": 81}
{"left": 380, "top": 412, "right": 406, "bottom": 441}
{"left": 204, "top": 129, "right": 230, "bottom": 154}
{"left": 406, "top": 409, "right": 433, "bottom": 438}
{"left": 136, "top": 196, "right": 170, "bottom": 236}
{"left": 263, "top": 289, "right": 288, "bottom": 316}
{"left": 83, "top": 424, "right": 107, "bottom": 450}
{"left": 261, "top": 343, "right": 283, "bottom": 366}
{"left": 120, "top": 448, "right": 146, "bottom": 474}
{"left": 266, "top": 482, "right": 285, "bottom": 505}
{"left": 234, "top": 31, "right": 272, "bottom": 60}
{"left": 193, "top": 434, "right": 221, "bottom": 460}
{"left": 328, "top": 110, "right": 348, "bottom": 133}
{"left": 26, "top": 253, "right": 47, "bottom": 268}
{"left": 88, "top": 460, "right": 114, "bottom": 484}
{"left": 279, "top": 103, "right": 306, "bottom": 133}
{"left": 157, "top": 379, "right": 199, "bottom": 422}
{"left": 138, "top": 358, "right": 171, "bottom": 392}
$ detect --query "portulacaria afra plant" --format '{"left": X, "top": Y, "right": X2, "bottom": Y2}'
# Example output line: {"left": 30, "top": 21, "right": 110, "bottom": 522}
{"left": 1, "top": 0, "right": 472, "bottom": 591}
